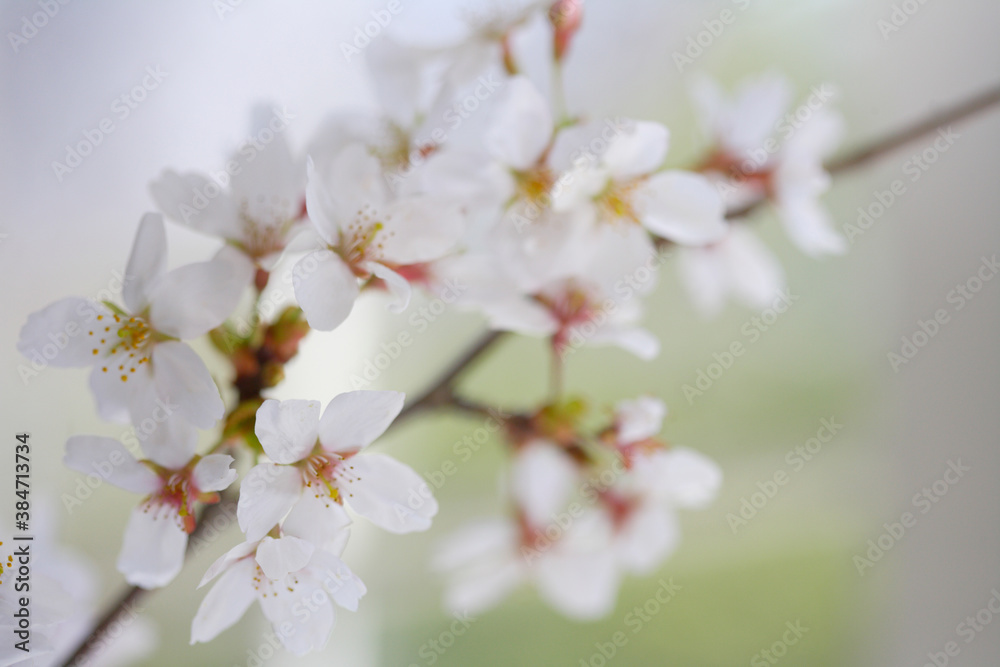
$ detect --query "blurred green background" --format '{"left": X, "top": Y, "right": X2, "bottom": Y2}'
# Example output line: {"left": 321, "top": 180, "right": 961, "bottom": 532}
{"left": 2, "top": 0, "right": 998, "bottom": 665}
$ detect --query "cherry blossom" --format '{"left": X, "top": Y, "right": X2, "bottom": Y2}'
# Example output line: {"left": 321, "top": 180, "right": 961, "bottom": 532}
{"left": 237, "top": 392, "right": 438, "bottom": 543}
{"left": 677, "top": 225, "right": 785, "bottom": 316}
{"left": 553, "top": 119, "right": 728, "bottom": 245}
{"left": 150, "top": 106, "right": 308, "bottom": 270}
{"left": 435, "top": 510, "right": 620, "bottom": 620}
{"left": 293, "top": 148, "right": 465, "bottom": 331}
{"left": 17, "top": 214, "right": 250, "bottom": 428}
{"left": 63, "top": 432, "right": 237, "bottom": 588}
{"left": 191, "top": 534, "right": 364, "bottom": 656}
{"left": 691, "top": 73, "right": 846, "bottom": 256}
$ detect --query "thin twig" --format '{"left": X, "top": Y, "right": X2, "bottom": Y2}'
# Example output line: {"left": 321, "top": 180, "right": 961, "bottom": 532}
{"left": 395, "top": 330, "right": 508, "bottom": 422}
{"left": 725, "top": 82, "right": 1000, "bottom": 221}
{"left": 59, "top": 495, "right": 234, "bottom": 666}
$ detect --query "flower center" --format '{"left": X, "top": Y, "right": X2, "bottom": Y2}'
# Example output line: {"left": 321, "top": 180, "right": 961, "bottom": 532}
{"left": 237, "top": 203, "right": 297, "bottom": 259}
{"left": 300, "top": 450, "right": 362, "bottom": 505}
{"left": 596, "top": 180, "right": 641, "bottom": 224}
{"left": 535, "top": 284, "right": 599, "bottom": 353}
{"left": 337, "top": 206, "right": 394, "bottom": 274}
{"left": 512, "top": 166, "right": 556, "bottom": 206}
{"left": 90, "top": 312, "right": 153, "bottom": 383}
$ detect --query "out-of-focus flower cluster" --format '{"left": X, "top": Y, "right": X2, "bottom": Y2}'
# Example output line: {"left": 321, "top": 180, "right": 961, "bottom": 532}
{"left": 14, "top": 0, "right": 844, "bottom": 659}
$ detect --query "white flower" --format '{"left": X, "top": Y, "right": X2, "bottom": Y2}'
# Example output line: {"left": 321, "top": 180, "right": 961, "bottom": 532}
{"left": 614, "top": 396, "right": 667, "bottom": 445}
{"left": 771, "top": 107, "right": 846, "bottom": 256}
{"left": 677, "top": 225, "right": 785, "bottom": 316}
{"left": 510, "top": 439, "right": 579, "bottom": 527}
{"left": 0, "top": 504, "right": 159, "bottom": 666}
{"left": 63, "top": 432, "right": 237, "bottom": 588}
{"left": 17, "top": 214, "right": 251, "bottom": 428}
{"left": 553, "top": 119, "right": 728, "bottom": 245}
{"left": 237, "top": 391, "right": 438, "bottom": 543}
{"left": 435, "top": 511, "right": 620, "bottom": 620}
{"left": 191, "top": 534, "right": 365, "bottom": 656}
{"left": 150, "top": 106, "right": 308, "bottom": 269}
{"left": 293, "top": 146, "right": 464, "bottom": 331}
{"left": 691, "top": 74, "right": 846, "bottom": 256}
{"left": 441, "top": 1, "right": 549, "bottom": 85}
{"left": 473, "top": 225, "right": 662, "bottom": 359}
{"left": 605, "top": 447, "right": 721, "bottom": 574}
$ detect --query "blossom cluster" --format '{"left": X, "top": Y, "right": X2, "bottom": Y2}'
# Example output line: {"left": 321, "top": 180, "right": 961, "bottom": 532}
{"left": 13, "top": 0, "right": 844, "bottom": 659}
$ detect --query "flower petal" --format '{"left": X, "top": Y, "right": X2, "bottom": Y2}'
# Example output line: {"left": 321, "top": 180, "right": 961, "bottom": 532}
{"left": 365, "top": 261, "right": 411, "bottom": 314}
{"left": 199, "top": 540, "right": 259, "bottom": 588}
{"left": 293, "top": 250, "right": 360, "bottom": 332}
{"left": 117, "top": 504, "right": 188, "bottom": 589}
{"left": 17, "top": 297, "right": 109, "bottom": 368}
{"left": 615, "top": 396, "right": 666, "bottom": 444}
{"left": 777, "top": 194, "right": 847, "bottom": 257}
{"left": 535, "top": 547, "right": 619, "bottom": 620}
{"left": 259, "top": 583, "right": 335, "bottom": 657}
{"left": 282, "top": 493, "right": 352, "bottom": 556}
{"left": 255, "top": 536, "right": 315, "bottom": 581}
{"left": 123, "top": 213, "right": 168, "bottom": 314}
{"left": 317, "top": 390, "right": 405, "bottom": 455}
{"left": 89, "top": 357, "right": 154, "bottom": 424}
{"left": 130, "top": 402, "right": 199, "bottom": 469}
{"left": 255, "top": 399, "right": 321, "bottom": 464}
{"left": 310, "top": 549, "right": 367, "bottom": 612}
{"left": 379, "top": 196, "right": 464, "bottom": 265}
{"left": 148, "top": 245, "right": 253, "bottom": 339}
{"left": 486, "top": 76, "right": 553, "bottom": 171}
{"left": 237, "top": 463, "right": 303, "bottom": 542}
{"left": 634, "top": 448, "right": 722, "bottom": 508}
{"left": 63, "top": 436, "right": 160, "bottom": 495}
{"left": 150, "top": 341, "right": 224, "bottom": 429}
{"left": 150, "top": 170, "right": 243, "bottom": 240}
{"left": 615, "top": 502, "right": 679, "bottom": 574}
{"left": 190, "top": 558, "right": 257, "bottom": 644}
{"left": 343, "top": 453, "right": 437, "bottom": 533}
{"left": 192, "top": 454, "right": 238, "bottom": 493}
{"left": 601, "top": 121, "right": 669, "bottom": 181}
{"left": 636, "top": 171, "right": 727, "bottom": 245}
{"left": 510, "top": 441, "right": 578, "bottom": 527}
